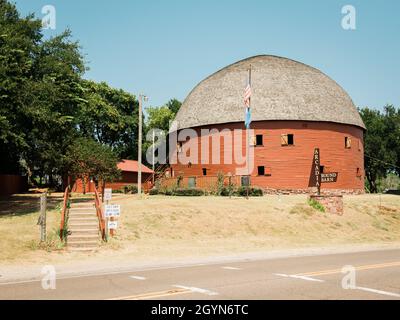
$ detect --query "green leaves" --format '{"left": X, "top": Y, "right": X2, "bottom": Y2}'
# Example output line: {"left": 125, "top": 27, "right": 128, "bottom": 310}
{"left": 66, "top": 137, "right": 121, "bottom": 185}
{"left": 360, "top": 105, "right": 400, "bottom": 193}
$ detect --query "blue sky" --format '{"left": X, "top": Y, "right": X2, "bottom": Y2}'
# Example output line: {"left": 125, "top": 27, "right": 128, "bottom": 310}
{"left": 15, "top": 0, "right": 400, "bottom": 111}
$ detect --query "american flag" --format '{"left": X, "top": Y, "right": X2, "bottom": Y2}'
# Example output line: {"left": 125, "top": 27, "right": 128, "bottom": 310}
{"left": 244, "top": 67, "right": 252, "bottom": 129}
{"left": 244, "top": 82, "right": 252, "bottom": 107}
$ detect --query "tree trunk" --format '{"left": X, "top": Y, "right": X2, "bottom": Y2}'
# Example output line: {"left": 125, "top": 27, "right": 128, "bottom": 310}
{"left": 366, "top": 172, "right": 377, "bottom": 193}
{"left": 101, "top": 181, "right": 106, "bottom": 202}
{"left": 82, "top": 176, "right": 86, "bottom": 195}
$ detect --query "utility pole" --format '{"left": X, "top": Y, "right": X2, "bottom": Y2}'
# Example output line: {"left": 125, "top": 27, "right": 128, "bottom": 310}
{"left": 138, "top": 95, "right": 147, "bottom": 196}
{"left": 152, "top": 129, "right": 155, "bottom": 185}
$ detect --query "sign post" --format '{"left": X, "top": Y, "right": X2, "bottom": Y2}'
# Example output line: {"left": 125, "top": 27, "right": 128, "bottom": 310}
{"left": 314, "top": 148, "right": 321, "bottom": 195}
{"left": 105, "top": 204, "right": 120, "bottom": 237}
{"left": 104, "top": 188, "right": 113, "bottom": 236}
{"left": 321, "top": 172, "right": 338, "bottom": 183}
{"left": 104, "top": 188, "right": 112, "bottom": 202}
{"left": 37, "top": 193, "right": 47, "bottom": 242}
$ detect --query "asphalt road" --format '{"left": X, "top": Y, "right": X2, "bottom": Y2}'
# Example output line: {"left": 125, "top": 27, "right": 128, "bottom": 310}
{"left": 1, "top": 248, "right": 399, "bottom": 300}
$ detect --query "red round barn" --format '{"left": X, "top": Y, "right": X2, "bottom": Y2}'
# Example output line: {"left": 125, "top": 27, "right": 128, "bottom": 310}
{"left": 169, "top": 55, "right": 365, "bottom": 194}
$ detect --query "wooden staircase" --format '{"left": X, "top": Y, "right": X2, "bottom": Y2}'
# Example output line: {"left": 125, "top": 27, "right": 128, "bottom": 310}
{"left": 67, "top": 200, "right": 100, "bottom": 251}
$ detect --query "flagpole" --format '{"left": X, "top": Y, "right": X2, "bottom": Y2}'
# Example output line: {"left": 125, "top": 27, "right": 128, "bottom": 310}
{"left": 246, "top": 65, "right": 252, "bottom": 200}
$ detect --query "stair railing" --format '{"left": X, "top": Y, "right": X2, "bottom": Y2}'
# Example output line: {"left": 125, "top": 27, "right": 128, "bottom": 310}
{"left": 60, "top": 186, "right": 70, "bottom": 240}
{"left": 94, "top": 186, "right": 107, "bottom": 241}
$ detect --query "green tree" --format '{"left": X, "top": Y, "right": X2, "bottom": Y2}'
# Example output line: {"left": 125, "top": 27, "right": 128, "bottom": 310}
{"left": 66, "top": 137, "right": 121, "bottom": 194}
{"left": 78, "top": 80, "right": 138, "bottom": 160}
{"left": 360, "top": 106, "right": 399, "bottom": 193}
{"left": 0, "top": 0, "right": 85, "bottom": 186}
{"left": 146, "top": 98, "right": 181, "bottom": 133}
{"left": 165, "top": 98, "right": 182, "bottom": 115}
{"left": 0, "top": 0, "right": 42, "bottom": 174}
{"left": 146, "top": 105, "right": 175, "bottom": 133}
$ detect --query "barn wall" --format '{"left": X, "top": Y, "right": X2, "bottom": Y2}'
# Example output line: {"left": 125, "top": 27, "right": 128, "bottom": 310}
{"left": 0, "top": 174, "right": 28, "bottom": 196}
{"left": 170, "top": 120, "right": 365, "bottom": 192}
{"left": 71, "top": 172, "right": 153, "bottom": 193}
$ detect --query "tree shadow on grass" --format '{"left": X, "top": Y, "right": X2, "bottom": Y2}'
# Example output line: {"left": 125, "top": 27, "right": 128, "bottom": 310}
{"left": 0, "top": 194, "right": 63, "bottom": 217}
{"left": 0, "top": 193, "right": 95, "bottom": 217}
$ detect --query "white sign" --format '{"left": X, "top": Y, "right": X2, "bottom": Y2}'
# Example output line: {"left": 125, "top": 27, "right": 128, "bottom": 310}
{"left": 108, "top": 221, "right": 118, "bottom": 230}
{"left": 105, "top": 204, "right": 120, "bottom": 217}
{"left": 104, "top": 188, "right": 112, "bottom": 201}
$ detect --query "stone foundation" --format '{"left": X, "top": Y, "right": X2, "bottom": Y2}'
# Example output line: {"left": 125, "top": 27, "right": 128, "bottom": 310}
{"left": 261, "top": 187, "right": 364, "bottom": 196}
{"left": 309, "top": 194, "right": 344, "bottom": 215}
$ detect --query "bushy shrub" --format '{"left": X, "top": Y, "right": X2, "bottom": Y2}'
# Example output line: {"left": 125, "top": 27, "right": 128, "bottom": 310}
{"left": 308, "top": 199, "right": 325, "bottom": 212}
{"left": 149, "top": 188, "right": 159, "bottom": 195}
{"left": 216, "top": 172, "right": 225, "bottom": 196}
{"left": 113, "top": 189, "right": 123, "bottom": 194}
{"left": 173, "top": 188, "right": 204, "bottom": 196}
{"left": 124, "top": 184, "right": 138, "bottom": 194}
{"left": 235, "top": 186, "right": 263, "bottom": 197}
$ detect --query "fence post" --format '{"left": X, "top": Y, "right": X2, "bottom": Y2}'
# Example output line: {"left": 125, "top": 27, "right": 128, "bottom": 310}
{"left": 40, "top": 193, "right": 47, "bottom": 242}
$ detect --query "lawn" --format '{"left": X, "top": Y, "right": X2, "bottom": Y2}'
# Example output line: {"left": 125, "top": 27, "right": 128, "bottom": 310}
{"left": 109, "top": 194, "right": 400, "bottom": 260}
{"left": 0, "top": 193, "right": 399, "bottom": 266}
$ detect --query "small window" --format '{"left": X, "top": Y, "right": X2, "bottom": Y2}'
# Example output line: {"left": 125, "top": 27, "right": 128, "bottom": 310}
{"left": 265, "top": 167, "right": 272, "bottom": 176}
{"left": 358, "top": 140, "right": 362, "bottom": 151}
{"left": 188, "top": 177, "right": 196, "bottom": 188}
{"left": 345, "top": 137, "right": 351, "bottom": 149}
{"left": 202, "top": 168, "right": 207, "bottom": 176}
{"left": 256, "top": 135, "right": 263, "bottom": 146}
{"left": 241, "top": 176, "right": 250, "bottom": 187}
{"left": 356, "top": 168, "right": 362, "bottom": 177}
{"left": 281, "top": 134, "right": 294, "bottom": 146}
{"left": 320, "top": 166, "right": 325, "bottom": 174}
{"left": 288, "top": 134, "right": 294, "bottom": 145}
{"left": 257, "top": 166, "right": 265, "bottom": 176}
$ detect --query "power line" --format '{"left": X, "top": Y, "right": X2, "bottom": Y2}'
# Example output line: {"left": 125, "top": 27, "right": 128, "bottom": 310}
{"left": 364, "top": 153, "right": 400, "bottom": 170}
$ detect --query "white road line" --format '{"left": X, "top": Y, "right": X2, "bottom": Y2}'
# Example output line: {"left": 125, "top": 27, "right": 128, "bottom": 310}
{"left": 354, "top": 286, "right": 400, "bottom": 298}
{"left": 274, "top": 273, "right": 325, "bottom": 283}
{"left": 173, "top": 285, "right": 219, "bottom": 296}
{"left": 222, "top": 267, "right": 242, "bottom": 270}
{"left": 291, "top": 275, "right": 325, "bottom": 283}
{"left": 129, "top": 276, "right": 146, "bottom": 280}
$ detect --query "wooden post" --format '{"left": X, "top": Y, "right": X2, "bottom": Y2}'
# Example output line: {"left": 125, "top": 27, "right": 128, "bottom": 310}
{"left": 40, "top": 193, "right": 47, "bottom": 242}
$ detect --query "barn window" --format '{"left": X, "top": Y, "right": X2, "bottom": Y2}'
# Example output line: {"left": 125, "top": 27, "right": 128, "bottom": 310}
{"left": 320, "top": 166, "right": 325, "bottom": 174}
{"left": 356, "top": 168, "right": 362, "bottom": 177}
{"left": 265, "top": 167, "right": 272, "bottom": 176}
{"left": 241, "top": 176, "right": 250, "bottom": 187}
{"left": 256, "top": 135, "right": 263, "bottom": 146}
{"left": 202, "top": 168, "right": 207, "bottom": 176}
{"left": 281, "top": 134, "right": 294, "bottom": 146}
{"left": 358, "top": 139, "right": 362, "bottom": 151}
{"left": 345, "top": 137, "right": 352, "bottom": 149}
{"left": 257, "top": 166, "right": 265, "bottom": 176}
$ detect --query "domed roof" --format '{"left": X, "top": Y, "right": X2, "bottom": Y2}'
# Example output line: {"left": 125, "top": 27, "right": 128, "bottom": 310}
{"left": 172, "top": 55, "right": 365, "bottom": 131}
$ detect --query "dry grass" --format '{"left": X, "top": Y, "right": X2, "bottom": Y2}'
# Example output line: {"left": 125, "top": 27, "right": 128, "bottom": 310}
{"left": 0, "top": 193, "right": 399, "bottom": 265}
{"left": 0, "top": 193, "right": 92, "bottom": 262}
{"left": 105, "top": 194, "right": 400, "bottom": 259}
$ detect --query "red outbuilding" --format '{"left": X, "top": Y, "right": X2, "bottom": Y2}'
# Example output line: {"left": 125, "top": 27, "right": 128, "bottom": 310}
{"left": 71, "top": 159, "right": 154, "bottom": 193}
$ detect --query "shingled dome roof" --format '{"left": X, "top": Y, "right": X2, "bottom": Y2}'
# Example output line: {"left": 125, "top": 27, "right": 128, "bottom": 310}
{"left": 172, "top": 55, "right": 365, "bottom": 131}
